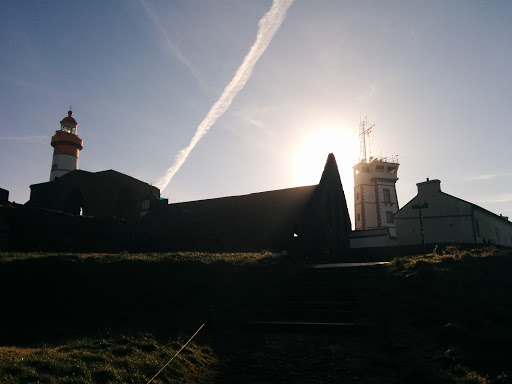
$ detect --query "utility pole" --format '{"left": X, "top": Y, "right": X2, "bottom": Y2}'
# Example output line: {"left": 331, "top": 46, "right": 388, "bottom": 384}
{"left": 412, "top": 202, "right": 429, "bottom": 247}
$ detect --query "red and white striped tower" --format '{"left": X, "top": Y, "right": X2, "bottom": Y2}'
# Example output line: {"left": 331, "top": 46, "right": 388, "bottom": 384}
{"left": 49, "top": 110, "right": 83, "bottom": 181}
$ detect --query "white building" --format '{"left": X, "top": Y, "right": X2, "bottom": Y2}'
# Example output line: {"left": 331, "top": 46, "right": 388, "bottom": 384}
{"left": 353, "top": 157, "right": 400, "bottom": 237}
{"left": 350, "top": 117, "right": 400, "bottom": 249}
{"left": 394, "top": 178, "right": 512, "bottom": 247}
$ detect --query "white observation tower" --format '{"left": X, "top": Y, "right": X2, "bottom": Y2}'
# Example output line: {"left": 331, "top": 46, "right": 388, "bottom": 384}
{"left": 352, "top": 117, "right": 400, "bottom": 236}
{"left": 49, "top": 109, "right": 83, "bottom": 181}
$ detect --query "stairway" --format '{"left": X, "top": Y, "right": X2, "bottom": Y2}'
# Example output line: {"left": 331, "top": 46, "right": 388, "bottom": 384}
{"left": 212, "top": 262, "right": 389, "bottom": 383}
{"left": 249, "top": 263, "right": 387, "bottom": 331}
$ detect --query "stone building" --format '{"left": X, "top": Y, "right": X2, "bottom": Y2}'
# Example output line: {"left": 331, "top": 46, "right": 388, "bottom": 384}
{"left": 141, "top": 153, "right": 352, "bottom": 257}
{"left": 27, "top": 169, "right": 161, "bottom": 223}
{"left": 4, "top": 108, "right": 354, "bottom": 256}
{"left": 4, "top": 153, "right": 352, "bottom": 258}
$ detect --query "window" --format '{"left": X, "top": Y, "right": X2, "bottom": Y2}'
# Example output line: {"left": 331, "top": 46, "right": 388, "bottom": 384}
{"left": 356, "top": 192, "right": 360, "bottom": 200}
{"left": 376, "top": 165, "right": 385, "bottom": 172}
{"left": 386, "top": 211, "right": 394, "bottom": 224}
{"left": 357, "top": 213, "right": 361, "bottom": 222}
{"left": 383, "top": 189, "right": 391, "bottom": 203}
{"left": 387, "top": 167, "right": 397, "bottom": 174}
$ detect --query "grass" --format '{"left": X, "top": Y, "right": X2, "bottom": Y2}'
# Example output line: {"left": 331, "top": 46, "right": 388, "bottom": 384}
{"left": 0, "top": 250, "right": 292, "bottom": 344}
{"left": 0, "top": 331, "right": 217, "bottom": 384}
{"left": 0, "top": 250, "right": 295, "bottom": 383}
{"left": 361, "top": 245, "right": 512, "bottom": 383}
{"left": 0, "top": 250, "right": 281, "bottom": 265}
{"left": 0, "top": 250, "right": 288, "bottom": 383}
{"left": 1, "top": 247, "right": 512, "bottom": 383}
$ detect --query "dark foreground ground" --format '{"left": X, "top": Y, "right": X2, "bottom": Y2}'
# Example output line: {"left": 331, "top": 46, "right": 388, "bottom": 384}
{"left": 211, "top": 331, "right": 367, "bottom": 384}
{"left": 208, "top": 263, "right": 438, "bottom": 384}
{"left": 1, "top": 247, "right": 512, "bottom": 383}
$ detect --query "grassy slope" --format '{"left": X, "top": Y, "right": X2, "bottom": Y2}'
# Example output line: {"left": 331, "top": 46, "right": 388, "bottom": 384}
{"left": 0, "top": 332, "right": 216, "bottom": 384}
{"left": 0, "top": 250, "right": 292, "bottom": 338}
{"left": 361, "top": 246, "right": 512, "bottom": 383}
{"left": 1, "top": 248, "right": 512, "bottom": 383}
{"left": 0, "top": 251, "right": 289, "bottom": 384}
{"left": 0, "top": 250, "right": 281, "bottom": 265}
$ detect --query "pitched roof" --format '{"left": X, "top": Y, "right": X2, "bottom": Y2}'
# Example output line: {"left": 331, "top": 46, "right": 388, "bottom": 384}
{"left": 396, "top": 183, "right": 512, "bottom": 226}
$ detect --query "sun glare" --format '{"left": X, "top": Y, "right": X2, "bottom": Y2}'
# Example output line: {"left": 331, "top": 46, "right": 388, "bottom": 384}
{"left": 294, "top": 126, "right": 359, "bottom": 188}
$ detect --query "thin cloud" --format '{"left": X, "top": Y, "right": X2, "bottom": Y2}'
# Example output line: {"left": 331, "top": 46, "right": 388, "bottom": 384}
{"left": 245, "top": 117, "right": 265, "bottom": 129}
{"left": 154, "top": 0, "right": 295, "bottom": 193}
{"left": 0, "top": 136, "right": 48, "bottom": 143}
{"left": 237, "top": 115, "right": 276, "bottom": 139}
{"left": 139, "top": 0, "right": 208, "bottom": 93}
{"left": 1, "top": 73, "right": 61, "bottom": 96}
{"left": 234, "top": 107, "right": 277, "bottom": 137}
{"left": 465, "top": 172, "right": 512, "bottom": 181}
{"left": 355, "top": 82, "right": 377, "bottom": 102}
{"left": 489, "top": 194, "right": 512, "bottom": 204}
{"left": 465, "top": 174, "right": 498, "bottom": 181}
{"left": 409, "top": 27, "right": 418, "bottom": 46}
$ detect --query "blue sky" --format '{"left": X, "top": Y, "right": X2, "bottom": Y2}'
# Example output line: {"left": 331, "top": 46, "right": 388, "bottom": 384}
{"left": 1, "top": 1, "right": 512, "bottom": 226}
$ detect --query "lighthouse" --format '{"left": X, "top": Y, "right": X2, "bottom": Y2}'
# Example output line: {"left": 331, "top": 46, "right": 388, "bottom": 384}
{"left": 49, "top": 110, "right": 83, "bottom": 181}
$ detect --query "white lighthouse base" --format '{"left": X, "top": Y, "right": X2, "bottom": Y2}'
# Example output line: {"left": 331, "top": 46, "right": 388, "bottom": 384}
{"left": 50, "top": 154, "right": 78, "bottom": 181}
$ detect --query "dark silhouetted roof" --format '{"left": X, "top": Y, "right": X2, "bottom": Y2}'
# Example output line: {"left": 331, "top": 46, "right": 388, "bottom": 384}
{"left": 60, "top": 110, "right": 78, "bottom": 126}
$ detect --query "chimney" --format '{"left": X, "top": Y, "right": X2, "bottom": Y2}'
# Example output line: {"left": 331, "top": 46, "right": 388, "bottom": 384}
{"left": 416, "top": 178, "right": 441, "bottom": 196}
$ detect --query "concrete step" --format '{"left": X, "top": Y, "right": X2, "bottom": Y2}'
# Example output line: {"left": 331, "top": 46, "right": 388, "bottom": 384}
{"left": 247, "top": 262, "right": 386, "bottom": 333}
{"left": 248, "top": 320, "right": 356, "bottom": 332}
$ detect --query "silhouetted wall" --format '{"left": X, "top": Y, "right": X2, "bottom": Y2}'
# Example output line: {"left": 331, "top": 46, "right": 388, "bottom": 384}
{"left": 140, "top": 186, "right": 317, "bottom": 252}
{"left": 0, "top": 205, "right": 134, "bottom": 252}
{"left": 0, "top": 188, "right": 8, "bottom": 205}
{"left": 4, "top": 154, "right": 352, "bottom": 259}
{"left": 27, "top": 170, "right": 159, "bottom": 222}
{"left": 140, "top": 154, "right": 352, "bottom": 260}
{"left": 299, "top": 153, "right": 352, "bottom": 256}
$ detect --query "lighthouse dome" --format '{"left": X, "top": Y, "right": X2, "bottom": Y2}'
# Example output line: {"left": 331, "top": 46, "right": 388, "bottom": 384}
{"left": 60, "top": 110, "right": 78, "bottom": 134}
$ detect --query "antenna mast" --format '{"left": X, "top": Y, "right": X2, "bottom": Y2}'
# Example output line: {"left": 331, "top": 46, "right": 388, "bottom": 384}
{"left": 359, "top": 116, "right": 375, "bottom": 163}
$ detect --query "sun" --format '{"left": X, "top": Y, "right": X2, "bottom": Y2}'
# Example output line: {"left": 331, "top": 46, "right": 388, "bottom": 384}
{"left": 293, "top": 126, "right": 359, "bottom": 188}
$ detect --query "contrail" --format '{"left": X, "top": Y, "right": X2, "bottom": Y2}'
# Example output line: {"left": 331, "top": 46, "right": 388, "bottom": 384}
{"left": 154, "top": 0, "right": 295, "bottom": 193}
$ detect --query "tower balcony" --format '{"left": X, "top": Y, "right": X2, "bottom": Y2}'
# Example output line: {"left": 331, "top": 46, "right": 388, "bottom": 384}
{"left": 51, "top": 130, "right": 83, "bottom": 150}
{"left": 353, "top": 157, "right": 399, "bottom": 183}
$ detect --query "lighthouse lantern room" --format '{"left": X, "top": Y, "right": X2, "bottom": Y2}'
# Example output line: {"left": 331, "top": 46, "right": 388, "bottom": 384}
{"left": 49, "top": 110, "right": 83, "bottom": 181}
